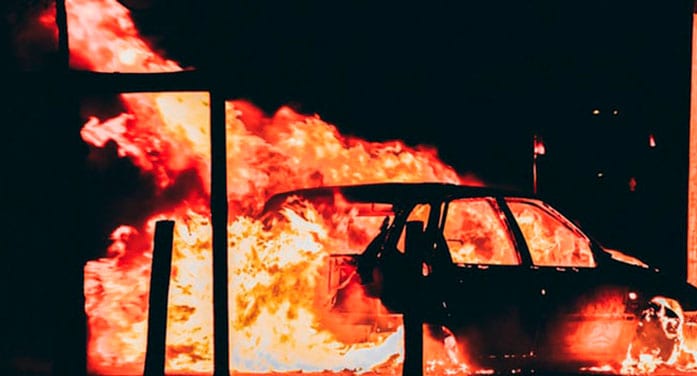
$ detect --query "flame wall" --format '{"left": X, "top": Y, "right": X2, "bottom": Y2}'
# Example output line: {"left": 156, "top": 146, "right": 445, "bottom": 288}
{"left": 61, "top": 0, "right": 483, "bottom": 374}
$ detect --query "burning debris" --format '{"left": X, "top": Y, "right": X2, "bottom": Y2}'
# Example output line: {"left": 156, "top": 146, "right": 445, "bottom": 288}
{"left": 622, "top": 297, "right": 697, "bottom": 374}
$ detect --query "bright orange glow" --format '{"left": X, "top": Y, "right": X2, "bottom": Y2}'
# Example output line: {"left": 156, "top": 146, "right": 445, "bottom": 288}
{"left": 443, "top": 199, "right": 519, "bottom": 265}
{"left": 62, "top": 0, "right": 482, "bottom": 374}
{"left": 563, "top": 291, "right": 631, "bottom": 357}
{"left": 603, "top": 248, "right": 648, "bottom": 269}
{"left": 46, "top": 1, "right": 697, "bottom": 374}
{"left": 508, "top": 200, "right": 595, "bottom": 268}
{"left": 689, "top": 10, "right": 697, "bottom": 287}
{"left": 621, "top": 297, "right": 697, "bottom": 374}
{"left": 533, "top": 135, "right": 546, "bottom": 156}
{"left": 66, "top": 0, "right": 181, "bottom": 72}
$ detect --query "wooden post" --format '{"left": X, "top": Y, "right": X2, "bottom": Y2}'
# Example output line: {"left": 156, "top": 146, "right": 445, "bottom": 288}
{"left": 210, "top": 89, "right": 230, "bottom": 375}
{"left": 51, "top": 2, "right": 88, "bottom": 375}
{"left": 402, "top": 221, "right": 424, "bottom": 376}
{"left": 55, "top": 0, "right": 69, "bottom": 69}
{"left": 144, "top": 220, "right": 175, "bottom": 376}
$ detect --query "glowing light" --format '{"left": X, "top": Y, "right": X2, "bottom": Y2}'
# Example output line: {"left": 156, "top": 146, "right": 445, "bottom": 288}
{"left": 533, "top": 135, "right": 546, "bottom": 156}
{"left": 603, "top": 248, "right": 648, "bottom": 269}
{"left": 649, "top": 133, "right": 656, "bottom": 148}
{"left": 628, "top": 292, "right": 637, "bottom": 301}
{"left": 689, "top": 3, "right": 697, "bottom": 288}
{"left": 592, "top": 109, "right": 600, "bottom": 116}
{"left": 628, "top": 177, "right": 637, "bottom": 192}
{"left": 118, "top": 48, "right": 138, "bottom": 65}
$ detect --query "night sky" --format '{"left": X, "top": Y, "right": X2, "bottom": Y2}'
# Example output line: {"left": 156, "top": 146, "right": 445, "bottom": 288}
{"left": 133, "top": 0, "right": 693, "bottom": 190}
{"left": 1, "top": 0, "right": 695, "bottom": 373}
{"left": 123, "top": 0, "right": 694, "bottom": 269}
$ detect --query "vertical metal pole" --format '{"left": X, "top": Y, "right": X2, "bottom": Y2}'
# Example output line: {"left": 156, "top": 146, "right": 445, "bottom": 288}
{"left": 144, "top": 220, "right": 175, "bottom": 376}
{"left": 210, "top": 89, "right": 230, "bottom": 375}
{"left": 533, "top": 153, "right": 538, "bottom": 194}
{"left": 532, "top": 135, "right": 538, "bottom": 194}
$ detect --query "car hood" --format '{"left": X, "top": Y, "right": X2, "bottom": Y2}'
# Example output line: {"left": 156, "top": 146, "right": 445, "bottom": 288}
{"left": 600, "top": 247, "right": 697, "bottom": 311}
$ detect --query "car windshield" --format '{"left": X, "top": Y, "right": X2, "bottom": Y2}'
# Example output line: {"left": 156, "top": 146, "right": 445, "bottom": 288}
{"left": 506, "top": 198, "right": 596, "bottom": 268}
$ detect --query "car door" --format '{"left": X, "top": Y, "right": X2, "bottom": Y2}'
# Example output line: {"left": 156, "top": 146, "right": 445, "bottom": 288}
{"left": 504, "top": 198, "right": 637, "bottom": 369}
{"left": 433, "top": 196, "right": 542, "bottom": 367}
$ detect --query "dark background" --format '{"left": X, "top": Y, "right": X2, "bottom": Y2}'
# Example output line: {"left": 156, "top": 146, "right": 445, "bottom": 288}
{"left": 122, "top": 0, "right": 694, "bottom": 273}
{"left": 1, "top": 0, "right": 695, "bottom": 374}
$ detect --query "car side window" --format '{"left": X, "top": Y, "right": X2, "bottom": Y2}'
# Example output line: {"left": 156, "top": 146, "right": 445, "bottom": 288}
{"left": 442, "top": 198, "right": 520, "bottom": 265}
{"left": 396, "top": 203, "right": 431, "bottom": 253}
{"left": 507, "top": 200, "right": 596, "bottom": 268}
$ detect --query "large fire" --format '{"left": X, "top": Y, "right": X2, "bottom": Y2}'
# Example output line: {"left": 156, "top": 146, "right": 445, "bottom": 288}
{"left": 25, "top": 0, "right": 697, "bottom": 375}
{"left": 61, "top": 0, "right": 480, "bottom": 374}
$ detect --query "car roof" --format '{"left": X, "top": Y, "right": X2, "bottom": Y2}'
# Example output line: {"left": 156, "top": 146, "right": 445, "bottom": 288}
{"left": 262, "top": 182, "right": 535, "bottom": 213}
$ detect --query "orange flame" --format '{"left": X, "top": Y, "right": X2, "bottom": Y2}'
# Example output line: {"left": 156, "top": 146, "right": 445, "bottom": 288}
{"left": 61, "top": 0, "right": 483, "bottom": 374}
{"left": 40, "top": 1, "right": 697, "bottom": 375}
{"left": 42, "top": 1, "right": 697, "bottom": 375}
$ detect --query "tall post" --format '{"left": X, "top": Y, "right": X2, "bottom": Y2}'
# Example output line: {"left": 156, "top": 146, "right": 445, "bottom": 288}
{"left": 206, "top": 1, "right": 233, "bottom": 371}
{"left": 55, "top": 0, "right": 70, "bottom": 69}
{"left": 532, "top": 135, "right": 538, "bottom": 194}
{"left": 52, "top": 1, "right": 87, "bottom": 375}
{"left": 402, "top": 221, "right": 424, "bottom": 376}
{"left": 532, "top": 134, "right": 545, "bottom": 195}
{"left": 533, "top": 153, "right": 538, "bottom": 194}
{"left": 144, "top": 220, "right": 175, "bottom": 376}
{"left": 210, "top": 89, "right": 230, "bottom": 375}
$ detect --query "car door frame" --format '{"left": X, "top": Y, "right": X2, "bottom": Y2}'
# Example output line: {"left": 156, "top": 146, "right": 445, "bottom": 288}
{"left": 420, "top": 195, "right": 543, "bottom": 366}
{"left": 499, "top": 196, "right": 638, "bottom": 369}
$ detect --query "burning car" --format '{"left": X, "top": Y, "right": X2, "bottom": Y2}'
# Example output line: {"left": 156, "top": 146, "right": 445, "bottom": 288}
{"left": 263, "top": 182, "right": 697, "bottom": 374}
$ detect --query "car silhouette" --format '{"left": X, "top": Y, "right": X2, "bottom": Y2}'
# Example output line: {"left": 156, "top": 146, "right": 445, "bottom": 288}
{"left": 262, "top": 182, "right": 697, "bottom": 373}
